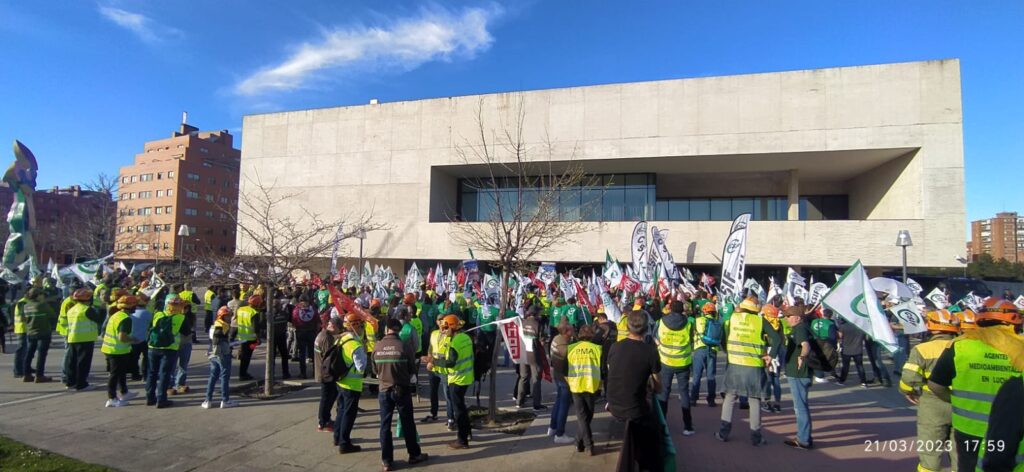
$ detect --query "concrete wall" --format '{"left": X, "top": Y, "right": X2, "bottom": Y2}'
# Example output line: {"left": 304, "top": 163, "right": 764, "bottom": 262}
{"left": 240, "top": 60, "right": 965, "bottom": 268}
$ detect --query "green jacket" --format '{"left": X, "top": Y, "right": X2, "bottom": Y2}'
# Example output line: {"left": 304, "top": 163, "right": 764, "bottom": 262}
{"left": 20, "top": 299, "right": 59, "bottom": 337}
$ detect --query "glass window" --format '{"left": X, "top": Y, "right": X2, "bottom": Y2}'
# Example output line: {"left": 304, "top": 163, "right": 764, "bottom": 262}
{"left": 581, "top": 187, "right": 602, "bottom": 222}
{"left": 624, "top": 187, "right": 648, "bottom": 221}
{"left": 602, "top": 187, "right": 624, "bottom": 221}
{"left": 478, "top": 190, "right": 497, "bottom": 221}
{"left": 559, "top": 188, "right": 581, "bottom": 221}
{"left": 669, "top": 200, "right": 689, "bottom": 221}
{"left": 710, "top": 199, "right": 731, "bottom": 221}
{"left": 625, "top": 174, "right": 648, "bottom": 187}
{"left": 655, "top": 200, "right": 668, "bottom": 220}
{"left": 167, "top": 171, "right": 175, "bottom": 178}
{"left": 460, "top": 191, "right": 478, "bottom": 221}
{"left": 733, "top": 198, "right": 754, "bottom": 219}
{"left": 689, "top": 199, "right": 710, "bottom": 220}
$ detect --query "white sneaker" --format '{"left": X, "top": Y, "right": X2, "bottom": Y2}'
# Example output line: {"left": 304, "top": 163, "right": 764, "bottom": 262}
{"left": 553, "top": 435, "right": 575, "bottom": 444}
{"left": 220, "top": 400, "right": 238, "bottom": 409}
{"left": 201, "top": 401, "right": 212, "bottom": 409}
{"left": 104, "top": 399, "right": 127, "bottom": 408}
{"left": 119, "top": 391, "right": 138, "bottom": 401}
{"left": 813, "top": 377, "right": 828, "bottom": 384}
{"left": 682, "top": 429, "right": 696, "bottom": 436}
{"left": 547, "top": 428, "right": 556, "bottom": 437}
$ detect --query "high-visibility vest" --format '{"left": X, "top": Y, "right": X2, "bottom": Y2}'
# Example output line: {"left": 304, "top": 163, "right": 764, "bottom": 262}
{"left": 950, "top": 331, "right": 1021, "bottom": 438}
{"left": 898, "top": 335, "right": 953, "bottom": 396}
{"left": 12, "top": 298, "right": 26, "bottom": 334}
{"left": 430, "top": 330, "right": 451, "bottom": 375}
{"left": 179, "top": 290, "right": 194, "bottom": 311}
{"left": 203, "top": 290, "right": 215, "bottom": 311}
{"left": 336, "top": 332, "right": 364, "bottom": 392}
{"left": 149, "top": 311, "right": 185, "bottom": 351}
{"left": 93, "top": 283, "right": 107, "bottom": 305}
{"left": 57, "top": 297, "right": 74, "bottom": 336}
{"left": 725, "top": 312, "right": 765, "bottom": 368}
{"left": 566, "top": 341, "right": 602, "bottom": 394}
{"left": 448, "top": 332, "right": 475, "bottom": 386}
{"left": 364, "top": 321, "right": 377, "bottom": 353}
{"left": 657, "top": 318, "right": 693, "bottom": 368}
{"left": 694, "top": 316, "right": 713, "bottom": 350}
{"left": 616, "top": 316, "right": 629, "bottom": 342}
{"left": 101, "top": 311, "right": 131, "bottom": 355}
{"left": 66, "top": 302, "right": 99, "bottom": 343}
{"left": 410, "top": 317, "right": 423, "bottom": 345}
{"left": 236, "top": 306, "right": 257, "bottom": 341}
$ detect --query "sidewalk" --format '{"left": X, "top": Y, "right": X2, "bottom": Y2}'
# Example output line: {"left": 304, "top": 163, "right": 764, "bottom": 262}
{"left": 0, "top": 339, "right": 926, "bottom": 471}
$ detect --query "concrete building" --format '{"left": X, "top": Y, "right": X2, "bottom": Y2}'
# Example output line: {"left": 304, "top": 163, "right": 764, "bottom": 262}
{"left": 116, "top": 119, "right": 240, "bottom": 262}
{"left": 239, "top": 60, "right": 965, "bottom": 271}
{"left": 969, "top": 212, "right": 1024, "bottom": 262}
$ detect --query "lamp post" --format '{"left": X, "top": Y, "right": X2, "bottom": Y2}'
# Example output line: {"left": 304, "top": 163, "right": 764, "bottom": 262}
{"left": 356, "top": 227, "right": 367, "bottom": 278}
{"left": 896, "top": 230, "right": 913, "bottom": 283}
{"left": 178, "top": 224, "right": 191, "bottom": 275}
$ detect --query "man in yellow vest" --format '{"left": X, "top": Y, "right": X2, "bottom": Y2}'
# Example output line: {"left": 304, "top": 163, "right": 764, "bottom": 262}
{"left": 203, "top": 285, "right": 217, "bottom": 334}
{"left": 64, "top": 288, "right": 105, "bottom": 391}
{"left": 234, "top": 295, "right": 263, "bottom": 381}
{"left": 11, "top": 292, "right": 29, "bottom": 379}
{"left": 655, "top": 300, "right": 696, "bottom": 436}
{"left": 102, "top": 295, "right": 139, "bottom": 408}
{"left": 421, "top": 316, "right": 453, "bottom": 427}
{"left": 334, "top": 312, "right": 368, "bottom": 454}
{"left": 929, "top": 298, "right": 1024, "bottom": 471}
{"left": 432, "top": 314, "right": 474, "bottom": 449}
{"left": 691, "top": 302, "right": 721, "bottom": 407}
{"left": 899, "top": 309, "right": 960, "bottom": 472}
{"left": 145, "top": 294, "right": 187, "bottom": 408}
{"left": 567, "top": 324, "right": 602, "bottom": 455}
{"left": 715, "top": 297, "right": 782, "bottom": 446}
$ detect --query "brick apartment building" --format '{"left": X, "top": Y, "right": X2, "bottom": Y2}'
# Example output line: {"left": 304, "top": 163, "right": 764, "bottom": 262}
{"left": 116, "top": 120, "right": 240, "bottom": 262}
{"left": 969, "top": 211, "right": 1024, "bottom": 262}
{"left": 0, "top": 184, "right": 115, "bottom": 265}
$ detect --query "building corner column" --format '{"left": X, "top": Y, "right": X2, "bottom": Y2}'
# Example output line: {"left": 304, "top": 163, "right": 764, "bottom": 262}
{"left": 787, "top": 169, "right": 799, "bottom": 221}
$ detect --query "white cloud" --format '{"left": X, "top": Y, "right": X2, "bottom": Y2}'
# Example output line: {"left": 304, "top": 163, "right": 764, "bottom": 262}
{"left": 234, "top": 5, "right": 502, "bottom": 96}
{"left": 98, "top": 5, "right": 182, "bottom": 44}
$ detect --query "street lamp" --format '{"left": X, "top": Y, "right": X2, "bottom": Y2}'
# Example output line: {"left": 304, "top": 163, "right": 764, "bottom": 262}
{"left": 178, "top": 224, "right": 191, "bottom": 274}
{"left": 896, "top": 229, "right": 913, "bottom": 283}
{"left": 356, "top": 227, "right": 367, "bottom": 278}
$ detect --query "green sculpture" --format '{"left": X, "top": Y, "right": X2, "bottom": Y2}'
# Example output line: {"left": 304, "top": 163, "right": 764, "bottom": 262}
{"left": 2, "top": 140, "right": 39, "bottom": 276}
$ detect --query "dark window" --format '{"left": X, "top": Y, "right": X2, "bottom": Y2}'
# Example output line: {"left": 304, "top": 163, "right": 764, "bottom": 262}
{"left": 689, "top": 199, "right": 710, "bottom": 220}
{"left": 710, "top": 199, "right": 731, "bottom": 221}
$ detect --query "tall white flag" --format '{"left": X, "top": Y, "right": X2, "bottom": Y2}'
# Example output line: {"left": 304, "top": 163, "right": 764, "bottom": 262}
{"left": 888, "top": 300, "right": 928, "bottom": 335}
{"left": 821, "top": 260, "right": 898, "bottom": 352}
{"left": 719, "top": 213, "right": 751, "bottom": 299}
{"left": 630, "top": 221, "right": 651, "bottom": 282}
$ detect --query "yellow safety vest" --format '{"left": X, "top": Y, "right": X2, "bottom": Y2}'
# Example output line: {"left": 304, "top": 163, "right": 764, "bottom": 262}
{"left": 12, "top": 298, "right": 26, "bottom": 334}
{"left": 616, "top": 316, "right": 629, "bottom": 342}
{"left": 566, "top": 341, "right": 602, "bottom": 394}
{"left": 448, "top": 332, "right": 475, "bottom": 386}
{"left": 204, "top": 290, "right": 215, "bottom": 311}
{"left": 657, "top": 318, "right": 693, "bottom": 368}
{"left": 101, "top": 311, "right": 131, "bottom": 355}
{"left": 898, "top": 336, "right": 953, "bottom": 395}
{"left": 236, "top": 306, "right": 257, "bottom": 341}
{"left": 93, "top": 283, "right": 107, "bottom": 305}
{"left": 179, "top": 290, "right": 194, "bottom": 311}
{"left": 725, "top": 312, "right": 765, "bottom": 368}
{"left": 57, "top": 297, "right": 74, "bottom": 337}
{"left": 430, "top": 330, "right": 451, "bottom": 375}
{"left": 364, "top": 321, "right": 377, "bottom": 353}
{"left": 950, "top": 332, "right": 1021, "bottom": 438}
{"left": 336, "top": 332, "right": 365, "bottom": 392}
{"left": 149, "top": 311, "right": 185, "bottom": 351}
{"left": 66, "top": 303, "right": 99, "bottom": 343}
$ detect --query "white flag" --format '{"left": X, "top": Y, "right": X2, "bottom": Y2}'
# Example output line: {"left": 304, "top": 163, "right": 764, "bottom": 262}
{"left": 905, "top": 278, "right": 923, "bottom": 296}
{"left": 744, "top": 278, "right": 767, "bottom": 302}
{"left": 69, "top": 254, "right": 113, "bottom": 285}
{"left": 821, "top": 260, "right": 898, "bottom": 353}
{"left": 961, "top": 292, "right": 984, "bottom": 311}
{"left": 719, "top": 213, "right": 751, "bottom": 298}
{"left": 1014, "top": 295, "right": 1024, "bottom": 311}
{"left": 600, "top": 290, "right": 622, "bottom": 323}
{"left": 767, "top": 277, "right": 783, "bottom": 303}
{"left": 784, "top": 268, "right": 807, "bottom": 305}
{"left": 808, "top": 282, "right": 830, "bottom": 306}
{"left": 603, "top": 259, "right": 624, "bottom": 289}
{"left": 141, "top": 273, "right": 166, "bottom": 299}
{"left": 925, "top": 287, "right": 949, "bottom": 309}
{"left": 889, "top": 300, "right": 928, "bottom": 335}
{"left": 630, "top": 221, "right": 650, "bottom": 282}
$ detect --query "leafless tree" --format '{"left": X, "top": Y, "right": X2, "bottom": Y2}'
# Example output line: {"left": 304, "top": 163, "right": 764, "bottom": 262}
{"left": 448, "top": 95, "right": 599, "bottom": 422}
{"left": 189, "top": 172, "right": 387, "bottom": 396}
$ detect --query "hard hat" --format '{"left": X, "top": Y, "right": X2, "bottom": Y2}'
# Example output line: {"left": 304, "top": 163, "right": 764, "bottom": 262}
{"left": 442, "top": 314, "right": 463, "bottom": 330}
{"left": 702, "top": 302, "right": 716, "bottom": 315}
{"left": 958, "top": 309, "right": 978, "bottom": 330}
{"left": 976, "top": 298, "right": 1022, "bottom": 325}
{"left": 738, "top": 298, "right": 760, "bottom": 314}
{"left": 165, "top": 295, "right": 186, "bottom": 306}
{"left": 72, "top": 288, "right": 93, "bottom": 302}
{"left": 925, "top": 309, "right": 961, "bottom": 334}
{"left": 344, "top": 313, "right": 364, "bottom": 325}
{"left": 760, "top": 304, "right": 779, "bottom": 319}
{"left": 370, "top": 298, "right": 382, "bottom": 308}
{"left": 216, "top": 306, "right": 232, "bottom": 318}
{"left": 247, "top": 295, "right": 263, "bottom": 308}
{"left": 109, "top": 288, "right": 128, "bottom": 304}
{"left": 115, "top": 295, "right": 139, "bottom": 309}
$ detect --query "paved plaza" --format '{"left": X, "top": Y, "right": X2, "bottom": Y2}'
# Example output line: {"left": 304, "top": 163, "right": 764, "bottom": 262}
{"left": 0, "top": 339, "right": 925, "bottom": 471}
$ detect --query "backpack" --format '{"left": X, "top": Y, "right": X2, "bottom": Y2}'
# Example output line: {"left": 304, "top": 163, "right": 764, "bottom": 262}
{"left": 804, "top": 338, "right": 839, "bottom": 372}
{"left": 326, "top": 338, "right": 357, "bottom": 381}
{"left": 293, "top": 306, "right": 316, "bottom": 330}
{"left": 148, "top": 315, "right": 177, "bottom": 348}
{"left": 810, "top": 318, "right": 835, "bottom": 341}
{"left": 700, "top": 318, "right": 723, "bottom": 347}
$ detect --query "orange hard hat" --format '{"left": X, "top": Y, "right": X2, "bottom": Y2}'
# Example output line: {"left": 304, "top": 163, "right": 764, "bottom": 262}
{"left": 958, "top": 309, "right": 978, "bottom": 330}
{"left": 760, "top": 304, "right": 779, "bottom": 319}
{"left": 442, "top": 314, "right": 463, "bottom": 329}
{"left": 925, "top": 309, "right": 961, "bottom": 334}
{"left": 344, "top": 313, "right": 364, "bottom": 325}
{"left": 115, "top": 295, "right": 139, "bottom": 309}
{"left": 977, "top": 298, "right": 1022, "bottom": 325}
{"left": 216, "top": 306, "right": 232, "bottom": 318}
{"left": 702, "top": 302, "right": 716, "bottom": 315}
{"left": 72, "top": 288, "right": 93, "bottom": 302}
{"left": 247, "top": 295, "right": 263, "bottom": 308}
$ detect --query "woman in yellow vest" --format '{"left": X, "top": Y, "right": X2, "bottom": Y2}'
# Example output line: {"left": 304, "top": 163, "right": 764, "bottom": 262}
{"left": 654, "top": 300, "right": 696, "bottom": 435}
{"left": 146, "top": 294, "right": 186, "bottom": 409}
{"left": 432, "top": 314, "right": 474, "bottom": 449}
{"left": 421, "top": 316, "right": 453, "bottom": 426}
{"left": 102, "top": 295, "right": 139, "bottom": 407}
{"left": 66, "top": 288, "right": 104, "bottom": 391}
{"left": 567, "top": 324, "right": 602, "bottom": 455}
{"left": 334, "top": 313, "right": 367, "bottom": 454}
{"left": 234, "top": 295, "right": 262, "bottom": 381}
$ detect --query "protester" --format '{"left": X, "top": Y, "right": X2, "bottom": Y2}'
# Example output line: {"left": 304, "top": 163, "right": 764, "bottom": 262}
{"left": 690, "top": 302, "right": 721, "bottom": 407}
{"left": 202, "top": 306, "right": 237, "bottom": 409}
{"left": 335, "top": 313, "right": 368, "bottom": 454}
{"left": 292, "top": 297, "right": 319, "bottom": 379}
{"left": 422, "top": 316, "right": 454, "bottom": 428}
{"left": 567, "top": 324, "right": 602, "bottom": 455}
{"left": 63, "top": 288, "right": 104, "bottom": 391}
{"left": 128, "top": 294, "right": 153, "bottom": 381}
{"left": 809, "top": 309, "right": 838, "bottom": 383}
{"left": 11, "top": 290, "right": 28, "bottom": 379}
{"left": 101, "top": 295, "right": 137, "bottom": 407}
{"left": 234, "top": 295, "right": 262, "bottom": 381}
{"left": 170, "top": 287, "right": 196, "bottom": 396}
{"left": 20, "top": 288, "right": 58, "bottom": 383}
{"left": 608, "top": 310, "right": 663, "bottom": 470}
{"left": 592, "top": 307, "right": 616, "bottom": 395}
{"left": 517, "top": 306, "right": 545, "bottom": 411}
{"left": 548, "top": 319, "right": 575, "bottom": 443}
{"left": 865, "top": 335, "right": 893, "bottom": 388}
{"left": 146, "top": 294, "right": 187, "bottom": 408}
{"left": 979, "top": 365, "right": 1024, "bottom": 471}
{"left": 761, "top": 304, "right": 784, "bottom": 413}
{"left": 836, "top": 317, "right": 869, "bottom": 387}
{"left": 314, "top": 311, "right": 341, "bottom": 432}
{"left": 433, "top": 314, "right": 474, "bottom": 449}
{"left": 899, "top": 309, "right": 960, "bottom": 471}
{"left": 374, "top": 317, "right": 430, "bottom": 471}
{"left": 655, "top": 300, "right": 696, "bottom": 435}
{"left": 783, "top": 306, "right": 814, "bottom": 449}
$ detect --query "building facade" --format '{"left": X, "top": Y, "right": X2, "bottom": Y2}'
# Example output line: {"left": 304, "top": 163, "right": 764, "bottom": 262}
{"left": 0, "top": 184, "right": 115, "bottom": 265}
{"left": 115, "top": 121, "right": 240, "bottom": 262}
{"left": 969, "top": 212, "right": 1024, "bottom": 262}
{"left": 240, "top": 60, "right": 966, "bottom": 271}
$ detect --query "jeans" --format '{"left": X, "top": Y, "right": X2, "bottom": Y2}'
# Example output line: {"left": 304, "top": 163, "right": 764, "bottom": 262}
{"left": 13, "top": 333, "right": 27, "bottom": 376}
{"left": 379, "top": 388, "right": 422, "bottom": 464}
{"left": 767, "top": 372, "right": 782, "bottom": 403}
{"left": 788, "top": 376, "right": 813, "bottom": 445}
{"left": 428, "top": 370, "right": 453, "bottom": 420}
{"left": 205, "top": 354, "right": 231, "bottom": 403}
{"left": 448, "top": 383, "right": 471, "bottom": 444}
{"left": 550, "top": 379, "right": 571, "bottom": 436}
{"left": 106, "top": 353, "right": 130, "bottom": 400}
{"left": 319, "top": 382, "right": 339, "bottom": 428}
{"left": 893, "top": 334, "right": 910, "bottom": 374}
{"left": 23, "top": 335, "right": 51, "bottom": 377}
{"left": 294, "top": 330, "right": 316, "bottom": 378}
{"left": 130, "top": 342, "right": 147, "bottom": 378}
{"left": 690, "top": 347, "right": 717, "bottom": 403}
{"left": 658, "top": 364, "right": 693, "bottom": 430}
{"left": 146, "top": 349, "right": 178, "bottom": 404}
{"left": 66, "top": 342, "right": 95, "bottom": 389}
{"left": 573, "top": 392, "right": 597, "bottom": 448}
{"left": 334, "top": 387, "right": 361, "bottom": 447}
{"left": 174, "top": 343, "right": 192, "bottom": 388}
{"left": 866, "top": 340, "right": 891, "bottom": 383}
{"left": 517, "top": 362, "right": 542, "bottom": 408}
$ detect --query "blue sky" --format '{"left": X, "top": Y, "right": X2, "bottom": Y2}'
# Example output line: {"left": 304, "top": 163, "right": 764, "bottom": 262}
{"left": 0, "top": 1, "right": 1020, "bottom": 233}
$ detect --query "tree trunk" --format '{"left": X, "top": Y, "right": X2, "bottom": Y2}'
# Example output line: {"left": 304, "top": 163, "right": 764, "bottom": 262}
{"left": 263, "top": 282, "right": 274, "bottom": 396}
{"left": 487, "top": 269, "right": 511, "bottom": 423}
